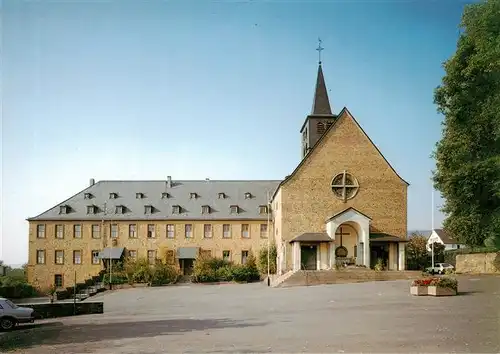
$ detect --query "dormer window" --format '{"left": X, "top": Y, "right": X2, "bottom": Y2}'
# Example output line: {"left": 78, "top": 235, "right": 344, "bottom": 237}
{"left": 136, "top": 193, "right": 144, "bottom": 199}
{"left": 109, "top": 192, "right": 118, "bottom": 199}
{"left": 218, "top": 192, "right": 226, "bottom": 199}
{"left": 115, "top": 205, "right": 125, "bottom": 214}
{"left": 244, "top": 192, "right": 252, "bottom": 199}
{"left": 172, "top": 205, "right": 181, "bottom": 214}
{"left": 259, "top": 205, "right": 268, "bottom": 214}
{"left": 161, "top": 192, "right": 171, "bottom": 199}
{"left": 59, "top": 205, "right": 70, "bottom": 214}
{"left": 201, "top": 205, "right": 211, "bottom": 214}
{"left": 86, "top": 205, "right": 96, "bottom": 214}
{"left": 230, "top": 205, "right": 239, "bottom": 214}
{"left": 190, "top": 192, "right": 198, "bottom": 199}
{"left": 84, "top": 193, "right": 93, "bottom": 199}
{"left": 144, "top": 205, "right": 153, "bottom": 214}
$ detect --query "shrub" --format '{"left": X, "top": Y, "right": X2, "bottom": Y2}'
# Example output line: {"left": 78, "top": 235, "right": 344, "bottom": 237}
{"left": 192, "top": 252, "right": 260, "bottom": 283}
{"left": 258, "top": 244, "right": 277, "bottom": 275}
{"left": 151, "top": 261, "right": 180, "bottom": 286}
{"left": 374, "top": 258, "right": 385, "bottom": 271}
{"left": 102, "top": 272, "right": 128, "bottom": 285}
{"left": 430, "top": 276, "right": 458, "bottom": 291}
{"left": 0, "top": 276, "right": 40, "bottom": 299}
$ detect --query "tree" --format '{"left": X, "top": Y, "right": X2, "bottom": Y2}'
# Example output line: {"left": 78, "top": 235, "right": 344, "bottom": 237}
{"left": 432, "top": 0, "right": 500, "bottom": 248}
{"left": 258, "top": 244, "right": 277, "bottom": 275}
{"left": 406, "top": 233, "right": 430, "bottom": 270}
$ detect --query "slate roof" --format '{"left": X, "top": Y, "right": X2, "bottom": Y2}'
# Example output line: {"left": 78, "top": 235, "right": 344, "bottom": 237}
{"left": 28, "top": 179, "right": 281, "bottom": 221}
{"left": 289, "top": 233, "right": 333, "bottom": 243}
{"left": 433, "top": 229, "right": 458, "bottom": 244}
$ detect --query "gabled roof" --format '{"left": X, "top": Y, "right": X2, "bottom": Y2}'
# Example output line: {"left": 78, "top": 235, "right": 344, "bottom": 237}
{"left": 27, "top": 179, "right": 281, "bottom": 221}
{"left": 433, "top": 229, "right": 459, "bottom": 244}
{"left": 326, "top": 207, "right": 372, "bottom": 222}
{"left": 272, "top": 107, "right": 410, "bottom": 200}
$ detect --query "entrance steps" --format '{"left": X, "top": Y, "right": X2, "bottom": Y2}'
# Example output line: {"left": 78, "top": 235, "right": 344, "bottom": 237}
{"left": 273, "top": 268, "right": 422, "bottom": 288}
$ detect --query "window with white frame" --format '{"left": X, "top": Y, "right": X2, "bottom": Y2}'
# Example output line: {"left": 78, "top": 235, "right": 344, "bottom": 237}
{"left": 37, "top": 224, "right": 45, "bottom": 238}
{"left": 55, "top": 250, "right": 64, "bottom": 264}
{"left": 92, "top": 250, "right": 100, "bottom": 264}
{"left": 166, "top": 224, "right": 174, "bottom": 238}
{"left": 241, "top": 224, "right": 249, "bottom": 238}
{"left": 147, "top": 224, "right": 155, "bottom": 238}
{"left": 36, "top": 250, "right": 45, "bottom": 264}
{"left": 129, "top": 224, "right": 137, "bottom": 238}
{"left": 92, "top": 224, "right": 101, "bottom": 238}
{"left": 203, "top": 224, "right": 212, "bottom": 238}
{"left": 185, "top": 224, "right": 192, "bottom": 238}
{"left": 55, "top": 225, "right": 64, "bottom": 239}
{"left": 241, "top": 250, "right": 249, "bottom": 264}
{"left": 260, "top": 224, "right": 268, "bottom": 238}
{"left": 223, "top": 224, "right": 231, "bottom": 238}
{"left": 73, "top": 250, "right": 82, "bottom": 264}
{"left": 147, "top": 250, "right": 156, "bottom": 264}
{"left": 73, "top": 224, "right": 82, "bottom": 238}
{"left": 110, "top": 224, "right": 118, "bottom": 238}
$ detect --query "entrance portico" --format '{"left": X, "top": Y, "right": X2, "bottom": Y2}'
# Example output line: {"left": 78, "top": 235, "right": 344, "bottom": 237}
{"left": 326, "top": 207, "right": 371, "bottom": 268}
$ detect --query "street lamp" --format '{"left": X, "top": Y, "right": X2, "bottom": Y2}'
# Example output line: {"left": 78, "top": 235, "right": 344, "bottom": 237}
{"left": 101, "top": 202, "right": 114, "bottom": 289}
{"left": 267, "top": 191, "right": 271, "bottom": 287}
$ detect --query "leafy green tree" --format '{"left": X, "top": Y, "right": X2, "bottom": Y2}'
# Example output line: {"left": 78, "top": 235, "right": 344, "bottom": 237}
{"left": 433, "top": 0, "right": 500, "bottom": 248}
{"left": 406, "top": 234, "right": 430, "bottom": 270}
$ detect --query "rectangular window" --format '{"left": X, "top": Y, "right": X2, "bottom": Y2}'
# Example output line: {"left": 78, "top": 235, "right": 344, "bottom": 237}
{"left": 166, "top": 224, "right": 175, "bottom": 238}
{"left": 241, "top": 224, "right": 249, "bottom": 238}
{"left": 92, "top": 250, "right": 100, "bottom": 265}
{"left": 92, "top": 224, "right": 101, "bottom": 239}
{"left": 147, "top": 224, "right": 155, "bottom": 238}
{"left": 73, "top": 250, "right": 82, "bottom": 264}
{"left": 128, "top": 250, "right": 137, "bottom": 259}
{"left": 55, "top": 250, "right": 64, "bottom": 264}
{"left": 203, "top": 224, "right": 212, "bottom": 238}
{"left": 185, "top": 224, "right": 192, "bottom": 238}
{"left": 223, "top": 224, "right": 231, "bottom": 238}
{"left": 222, "top": 250, "right": 230, "bottom": 262}
{"left": 129, "top": 224, "right": 137, "bottom": 238}
{"left": 110, "top": 224, "right": 118, "bottom": 238}
{"left": 54, "top": 274, "right": 63, "bottom": 288}
{"left": 241, "top": 250, "right": 249, "bottom": 264}
{"left": 37, "top": 224, "right": 45, "bottom": 238}
{"left": 73, "top": 224, "right": 82, "bottom": 238}
{"left": 260, "top": 224, "right": 268, "bottom": 238}
{"left": 55, "top": 225, "right": 64, "bottom": 239}
{"left": 36, "top": 250, "right": 45, "bottom": 264}
{"left": 147, "top": 250, "right": 156, "bottom": 264}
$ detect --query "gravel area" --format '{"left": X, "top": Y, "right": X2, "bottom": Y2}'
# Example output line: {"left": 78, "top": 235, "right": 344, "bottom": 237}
{"left": 1, "top": 275, "right": 499, "bottom": 353}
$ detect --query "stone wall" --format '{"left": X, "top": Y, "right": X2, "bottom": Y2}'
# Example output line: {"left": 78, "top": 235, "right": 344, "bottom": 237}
{"left": 22, "top": 301, "right": 104, "bottom": 319}
{"left": 456, "top": 252, "right": 500, "bottom": 274}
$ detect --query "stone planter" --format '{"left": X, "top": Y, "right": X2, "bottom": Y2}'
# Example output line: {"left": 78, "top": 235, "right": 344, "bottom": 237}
{"left": 428, "top": 286, "right": 457, "bottom": 296}
{"left": 410, "top": 285, "right": 428, "bottom": 296}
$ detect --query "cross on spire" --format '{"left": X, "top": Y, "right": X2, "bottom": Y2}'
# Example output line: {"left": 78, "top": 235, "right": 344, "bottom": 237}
{"left": 316, "top": 38, "right": 324, "bottom": 64}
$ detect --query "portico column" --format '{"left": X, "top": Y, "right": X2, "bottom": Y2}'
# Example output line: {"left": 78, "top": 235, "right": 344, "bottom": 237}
{"left": 363, "top": 228, "right": 370, "bottom": 268}
{"left": 329, "top": 242, "right": 336, "bottom": 269}
{"left": 398, "top": 242, "right": 406, "bottom": 270}
{"left": 292, "top": 242, "right": 301, "bottom": 271}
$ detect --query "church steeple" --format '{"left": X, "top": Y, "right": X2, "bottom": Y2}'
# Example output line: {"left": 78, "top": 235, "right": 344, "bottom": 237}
{"left": 311, "top": 63, "right": 333, "bottom": 115}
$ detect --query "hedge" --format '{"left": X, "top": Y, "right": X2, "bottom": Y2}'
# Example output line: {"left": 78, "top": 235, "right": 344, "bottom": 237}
{"left": 192, "top": 253, "right": 260, "bottom": 283}
{"left": 444, "top": 246, "right": 500, "bottom": 266}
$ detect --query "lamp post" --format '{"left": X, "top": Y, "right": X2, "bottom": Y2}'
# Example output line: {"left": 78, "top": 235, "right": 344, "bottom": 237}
{"left": 267, "top": 191, "right": 271, "bottom": 287}
{"left": 431, "top": 188, "right": 435, "bottom": 269}
{"left": 101, "top": 202, "right": 113, "bottom": 289}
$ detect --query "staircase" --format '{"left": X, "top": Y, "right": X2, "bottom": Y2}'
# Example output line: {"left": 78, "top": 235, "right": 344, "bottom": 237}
{"left": 273, "top": 268, "right": 422, "bottom": 288}
{"left": 56, "top": 270, "right": 108, "bottom": 301}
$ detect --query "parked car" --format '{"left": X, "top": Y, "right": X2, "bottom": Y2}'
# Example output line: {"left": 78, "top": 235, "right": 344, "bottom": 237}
{"left": 425, "top": 263, "right": 455, "bottom": 275}
{"left": 0, "top": 297, "right": 36, "bottom": 330}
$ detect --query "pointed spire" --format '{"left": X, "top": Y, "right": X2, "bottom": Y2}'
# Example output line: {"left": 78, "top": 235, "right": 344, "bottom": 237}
{"left": 311, "top": 62, "right": 333, "bottom": 115}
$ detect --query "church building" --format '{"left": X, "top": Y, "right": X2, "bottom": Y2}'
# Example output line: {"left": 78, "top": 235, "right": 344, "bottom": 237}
{"left": 26, "top": 57, "right": 408, "bottom": 290}
{"left": 271, "top": 61, "right": 408, "bottom": 274}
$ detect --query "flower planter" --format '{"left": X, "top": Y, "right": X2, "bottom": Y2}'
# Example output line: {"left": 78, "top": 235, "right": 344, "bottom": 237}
{"left": 428, "top": 286, "right": 457, "bottom": 296}
{"left": 410, "top": 285, "right": 428, "bottom": 296}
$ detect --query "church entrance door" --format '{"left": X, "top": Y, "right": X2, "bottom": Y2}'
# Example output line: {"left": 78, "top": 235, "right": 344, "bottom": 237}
{"left": 300, "top": 245, "right": 317, "bottom": 270}
{"left": 370, "top": 243, "right": 389, "bottom": 269}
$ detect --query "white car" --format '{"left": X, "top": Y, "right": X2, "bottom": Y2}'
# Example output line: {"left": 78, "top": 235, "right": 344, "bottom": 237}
{"left": 426, "top": 263, "right": 455, "bottom": 275}
{"left": 0, "top": 297, "right": 36, "bottom": 330}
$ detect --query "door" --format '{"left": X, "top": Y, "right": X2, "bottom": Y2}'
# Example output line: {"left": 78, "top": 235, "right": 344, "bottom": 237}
{"left": 180, "top": 259, "right": 195, "bottom": 275}
{"left": 300, "top": 245, "right": 317, "bottom": 270}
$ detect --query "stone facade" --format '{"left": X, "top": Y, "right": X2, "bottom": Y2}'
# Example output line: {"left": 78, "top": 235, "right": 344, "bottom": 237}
{"left": 273, "top": 108, "right": 408, "bottom": 273}
{"left": 27, "top": 220, "right": 271, "bottom": 290}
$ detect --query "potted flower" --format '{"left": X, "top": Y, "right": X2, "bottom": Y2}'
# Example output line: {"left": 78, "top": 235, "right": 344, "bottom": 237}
{"left": 428, "top": 276, "right": 458, "bottom": 296}
{"left": 410, "top": 278, "right": 434, "bottom": 296}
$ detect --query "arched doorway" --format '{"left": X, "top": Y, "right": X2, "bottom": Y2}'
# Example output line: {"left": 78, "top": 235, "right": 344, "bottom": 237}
{"left": 334, "top": 223, "right": 359, "bottom": 266}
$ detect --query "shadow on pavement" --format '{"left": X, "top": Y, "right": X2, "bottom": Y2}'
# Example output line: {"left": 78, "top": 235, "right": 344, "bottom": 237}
{"left": 0, "top": 318, "right": 265, "bottom": 352}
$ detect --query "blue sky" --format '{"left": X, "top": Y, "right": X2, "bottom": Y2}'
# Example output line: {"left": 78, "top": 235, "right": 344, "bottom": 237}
{"left": 1, "top": 0, "right": 470, "bottom": 265}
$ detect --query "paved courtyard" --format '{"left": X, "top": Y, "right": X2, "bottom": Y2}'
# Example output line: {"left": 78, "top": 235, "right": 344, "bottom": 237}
{"left": 1, "top": 275, "right": 499, "bottom": 353}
